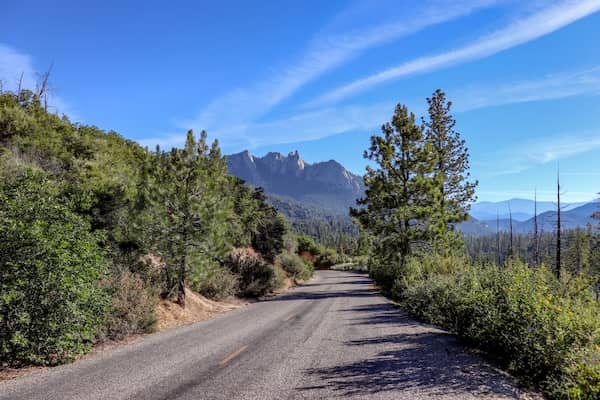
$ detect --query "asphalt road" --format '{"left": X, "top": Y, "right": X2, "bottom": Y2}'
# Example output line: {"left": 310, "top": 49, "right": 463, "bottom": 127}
{"left": 0, "top": 270, "right": 527, "bottom": 400}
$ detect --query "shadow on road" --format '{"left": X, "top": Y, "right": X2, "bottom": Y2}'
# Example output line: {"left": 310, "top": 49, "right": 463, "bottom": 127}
{"left": 298, "top": 295, "right": 519, "bottom": 398}
{"left": 269, "top": 288, "right": 379, "bottom": 302}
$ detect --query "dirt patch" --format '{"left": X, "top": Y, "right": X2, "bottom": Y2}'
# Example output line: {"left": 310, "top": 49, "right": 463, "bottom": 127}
{"left": 156, "top": 288, "right": 245, "bottom": 331}
{"left": 0, "top": 366, "right": 48, "bottom": 383}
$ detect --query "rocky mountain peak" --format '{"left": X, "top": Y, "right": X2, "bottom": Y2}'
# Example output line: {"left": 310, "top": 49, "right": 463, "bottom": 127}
{"left": 226, "top": 150, "right": 364, "bottom": 214}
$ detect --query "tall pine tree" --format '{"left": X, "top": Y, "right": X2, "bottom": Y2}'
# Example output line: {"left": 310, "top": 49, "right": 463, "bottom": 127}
{"left": 351, "top": 104, "right": 432, "bottom": 270}
{"left": 424, "top": 89, "right": 477, "bottom": 251}
{"left": 138, "top": 130, "right": 233, "bottom": 306}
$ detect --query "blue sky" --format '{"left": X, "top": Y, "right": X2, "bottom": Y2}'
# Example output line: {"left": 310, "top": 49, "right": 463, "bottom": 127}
{"left": 2, "top": 0, "right": 600, "bottom": 203}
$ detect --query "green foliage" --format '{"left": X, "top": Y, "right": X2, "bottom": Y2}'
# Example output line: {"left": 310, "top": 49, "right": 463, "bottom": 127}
{"left": 352, "top": 91, "right": 477, "bottom": 277}
{"left": 330, "top": 262, "right": 368, "bottom": 272}
{"left": 395, "top": 255, "right": 600, "bottom": 399}
{"left": 424, "top": 90, "right": 477, "bottom": 248}
{"left": 138, "top": 130, "right": 234, "bottom": 304}
{"left": 278, "top": 251, "right": 313, "bottom": 281}
{"left": 226, "top": 248, "right": 278, "bottom": 297}
{"left": 0, "top": 88, "right": 295, "bottom": 367}
{"left": 296, "top": 234, "right": 350, "bottom": 269}
{"left": 0, "top": 170, "right": 109, "bottom": 366}
{"left": 231, "top": 182, "right": 287, "bottom": 260}
{"left": 189, "top": 262, "right": 239, "bottom": 301}
{"left": 351, "top": 104, "right": 433, "bottom": 267}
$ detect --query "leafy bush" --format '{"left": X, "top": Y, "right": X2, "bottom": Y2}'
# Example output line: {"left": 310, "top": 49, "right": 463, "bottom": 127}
{"left": 278, "top": 251, "right": 313, "bottom": 281}
{"left": 296, "top": 235, "right": 348, "bottom": 269}
{"left": 190, "top": 263, "right": 239, "bottom": 300}
{"left": 394, "top": 255, "right": 600, "bottom": 399}
{"left": 102, "top": 271, "right": 158, "bottom": 341}
{"left": 0, "top": 171, "right": 109, "bottom": 366}
{"left": 226, "top": 248, "right": 277, "bottom": 297}
{"left": 330, "top": 262, "right": 368, "bottom": 272}
{"left": 273, "top": 265, "right": 288, "bottom": 291}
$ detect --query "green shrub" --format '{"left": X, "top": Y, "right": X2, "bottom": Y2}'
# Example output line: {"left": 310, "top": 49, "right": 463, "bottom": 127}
{"left": 0, "top": 171, "right": 109, "bottom": 366}
{"left": 226, "top": 248, "right": 277, "bottom": 297}
{"left": 190, "top": 263, "right": 239, "bottom": 300}
{"left": 297, "top": 235, "right": 324, "bottom": 255}
{"left": 331, "top": 262, "right": 368, "bottom": 272}
{"left": 273, "top": 264, "right": 288, "bottom": 291}
{"left": 278, "top": 251, "right": 313, "bottom": 281}
{"left": 395, "top": 255, "right": 600, "bottom": 398}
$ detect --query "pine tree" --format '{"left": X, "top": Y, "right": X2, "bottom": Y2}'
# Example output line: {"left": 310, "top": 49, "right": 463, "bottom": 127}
{"left": 424, "top": 89, "right": 477, "bottom": 250}
{"left": 138, "top": 130, "right": 233, "bottom": 306}
{"left": 351, "top": 104, "right": 432, "bottom": 268}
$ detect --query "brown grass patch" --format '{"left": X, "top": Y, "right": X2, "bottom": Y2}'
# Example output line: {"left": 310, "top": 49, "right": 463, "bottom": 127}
{"left": 156, "top": 288, "right": 245, "bottom": 331}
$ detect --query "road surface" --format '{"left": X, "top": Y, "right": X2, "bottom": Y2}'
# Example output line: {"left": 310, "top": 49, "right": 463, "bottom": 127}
{"left": 0, "top": 270, "right": 528, "bottom": 399}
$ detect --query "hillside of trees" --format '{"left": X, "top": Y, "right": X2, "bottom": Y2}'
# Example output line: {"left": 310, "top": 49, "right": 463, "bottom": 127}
{"left": 353, "top": 90, "right": 600, "bottom": 399}
{"left": 0, "top": 88, "right": 335, "bottom": 367}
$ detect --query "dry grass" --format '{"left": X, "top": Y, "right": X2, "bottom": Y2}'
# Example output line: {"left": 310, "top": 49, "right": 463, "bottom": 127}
{"left": 155, "top": 288, "right": 245, "bottom": 331}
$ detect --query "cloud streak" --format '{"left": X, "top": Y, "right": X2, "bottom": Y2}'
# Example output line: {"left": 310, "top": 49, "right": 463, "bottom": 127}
{"left": 141, "top": 100, "right": 395, "bottom": 150}
{"left": 478, "top": 132, "right": 600, "bottom": 177}
{"left": 454, "top": 66, "right": 600, "bottom": 111}
{"left": 184, "top": 0, "right": 499, "bottom": 136}
{"left": 309, "top": 0, "right": 600, "bottom": 107}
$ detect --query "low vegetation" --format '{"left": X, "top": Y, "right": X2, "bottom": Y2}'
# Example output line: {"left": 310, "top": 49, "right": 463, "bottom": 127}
{"left": 354, "top": 90, "right": 600, "bottom": 399}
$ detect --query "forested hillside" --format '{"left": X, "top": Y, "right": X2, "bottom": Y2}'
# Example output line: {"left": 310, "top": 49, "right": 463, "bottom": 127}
{"left": 0, "top": 88, "right": 326, "bottom": 367}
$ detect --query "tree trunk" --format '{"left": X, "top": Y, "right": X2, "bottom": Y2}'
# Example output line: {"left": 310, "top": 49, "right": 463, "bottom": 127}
{"left": 176, "top": 259, "right": 186, "bottom": 307}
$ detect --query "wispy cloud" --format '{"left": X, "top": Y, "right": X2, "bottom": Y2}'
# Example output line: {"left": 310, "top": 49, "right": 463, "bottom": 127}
{"left": 478, "top": 133, "right": 600, "bottom": 177}
{"left": 309, "top": 0, "right": 600, "bottom": 107}
{"left": 141, "top": 100, "right": 396, "bottom": 150}
{"left": 454, "top": 66, "right": 600, "bottom": 111}
{"left": 0, "top": 44, "right": 77, "bottom": 118}
{"left": 146, "top": 61, "right": 600, "bottom": 153}
{"left": 179, "top": 0, "right": 499, "bottom": 141}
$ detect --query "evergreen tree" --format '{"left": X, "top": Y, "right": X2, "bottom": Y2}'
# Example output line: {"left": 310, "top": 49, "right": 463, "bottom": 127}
{"left": 138, "top": 130, "right": 233, "bottom": 306}
{"left": 351, "top": 104, "right": 432, "bottom": 269}
{"left": 564, "top": 228, "right": 591, "bottom": 275}
{"left": 424, "top": 89, "right": 477, "bottom": 250}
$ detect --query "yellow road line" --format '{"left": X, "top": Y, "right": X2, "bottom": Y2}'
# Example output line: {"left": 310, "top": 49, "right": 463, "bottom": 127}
{"left": 219, "top": 345, "right": 248, "bottom": 367}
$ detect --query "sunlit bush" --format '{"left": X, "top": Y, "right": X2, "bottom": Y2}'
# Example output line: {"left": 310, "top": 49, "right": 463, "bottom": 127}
{"left": 278, "top": 251, "right": 313, "bottom": 281}
{"left": 226, "top": 248, "right": 277, "bottom": 297}
{"left": 393, "top": 255, "right": 600, "bottom": 398}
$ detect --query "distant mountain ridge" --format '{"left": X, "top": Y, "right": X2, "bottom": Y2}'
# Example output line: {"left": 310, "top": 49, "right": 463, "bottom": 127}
{"left": 460, "top": 201, "right": 599, "bottom": 235}
{"left": 471, "top": 198, "right": 587, "bottom": 221}
{"left": 226, "top": 150, "right": 364, "bottom": 215}
{"left": 226, "top": 150, "right": 598, "bottom": 236}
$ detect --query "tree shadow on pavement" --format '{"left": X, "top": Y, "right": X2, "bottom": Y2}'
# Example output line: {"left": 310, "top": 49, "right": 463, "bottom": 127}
{"left": 299, "top": 303, "right": 520, "bottom": 398}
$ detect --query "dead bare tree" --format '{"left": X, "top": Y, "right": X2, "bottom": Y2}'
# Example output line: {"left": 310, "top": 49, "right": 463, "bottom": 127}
{"left": 496, "top": 211, "right": 501, "bottom": 265}
{"left": 16, "top": 72, "right": 24, "bottom": 97}
{"left": 508, "top": 202, "right": 514, "bottom": 258}
{"left": 556, "top": 170, "right": 562, "bottom": 279}
{"left": 36, "top": 64, "right": 53, "bottom": 112}
{"left": 533, "top": 188, "right": 540, "bottom": 266}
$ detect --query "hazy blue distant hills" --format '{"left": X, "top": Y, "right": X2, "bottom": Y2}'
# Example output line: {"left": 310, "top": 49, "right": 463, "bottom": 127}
{"left": 226, "top": 150, "right": 364, "bottom": 215}
{"left": 460, "top": 201, "right": 599, "bottom": 235}
{"left": 226, "top": 150, "right": 598, "bottom": 236}
{"left": 470, "top": 198, "right": 586, "bottom": 221}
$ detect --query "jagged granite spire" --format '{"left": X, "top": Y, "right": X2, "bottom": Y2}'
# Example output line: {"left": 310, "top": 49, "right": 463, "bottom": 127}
{"left": 226, "top": 150, "right": 364, "bottom": 214}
